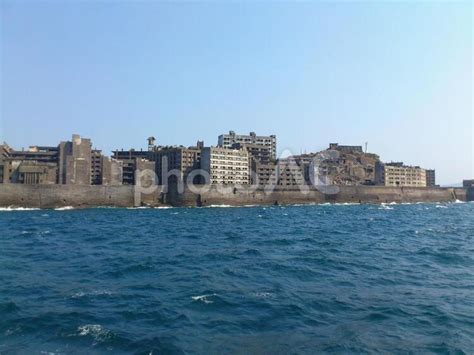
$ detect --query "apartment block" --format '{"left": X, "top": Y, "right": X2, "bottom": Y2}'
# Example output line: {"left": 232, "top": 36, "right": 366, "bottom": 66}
{"left": 112, "top": 149, "right": 151, "bottom": 185}
{"left": 201, "top": 147, "right": 250, "bottom": 185}
{"left": 218, "top": 131, "right": 276, "bottom": 160}
{"left": 251, "top": 161, "right": 278, "bottom": 186}
{"left": 376, "top": 162, "right": 427, "bottom": 187}
{"left": 150, "top": 146, "right": 201, "bottom": 185}
{"left": 275, "top": 159, "right": 306, "bottom": 186}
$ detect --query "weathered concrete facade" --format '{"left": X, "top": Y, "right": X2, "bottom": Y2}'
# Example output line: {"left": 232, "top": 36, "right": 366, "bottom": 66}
{"left": 167, "top": 185, "right": 469, "bottom": 207}
{"left": 0, "top": 184, "right": 162, "bottom": 208}
{"left": 102, "top": 157, "right": 123, "bottom": 186}
{"left": 218, "top": 131, "right": 277, "bottom": 160}
{"left": 201, "top": 147, "right": 250, "bottom": 185}
{"left": 59, "top": 135, "right": 92, "bottom": 185}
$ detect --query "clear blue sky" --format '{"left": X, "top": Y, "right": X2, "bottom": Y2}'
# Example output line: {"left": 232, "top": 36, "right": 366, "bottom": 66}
{"left": 1, "top": 1, "right": 472, "bottom": 184}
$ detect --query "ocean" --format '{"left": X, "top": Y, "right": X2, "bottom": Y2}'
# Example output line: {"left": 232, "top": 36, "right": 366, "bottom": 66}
{"left": 0, "top": 202, "right": 473, "bottom": 354}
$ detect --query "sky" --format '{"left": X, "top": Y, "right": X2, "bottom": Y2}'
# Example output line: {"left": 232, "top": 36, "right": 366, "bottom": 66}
{"left": 0, "top": 0, "right": 472, "bottom": 185}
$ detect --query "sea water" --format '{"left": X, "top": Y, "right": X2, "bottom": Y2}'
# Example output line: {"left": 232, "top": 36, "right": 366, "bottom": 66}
{"left": 0, "top": 202, "right": 473, "bottom": 353}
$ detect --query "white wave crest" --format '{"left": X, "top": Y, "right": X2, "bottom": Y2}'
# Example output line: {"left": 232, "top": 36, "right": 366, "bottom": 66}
{"left": 0, "top": 206, "right": 40, "bottom": 211}
{"left": 72, "top": 290, "right": 113, "bottom": 298}
{"left": 55, "top": 206, "right": 74, "bottom": 211}
{"left": 77, "top": 324, "right": 113, "bottom": 342}
{"left": 191, "top": 293, "right": 217, "bottom": 304}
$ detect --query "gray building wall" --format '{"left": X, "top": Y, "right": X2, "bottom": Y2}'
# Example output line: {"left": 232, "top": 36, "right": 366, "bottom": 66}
{"left": 426, "top": 169, "right": 436, "bottom": 187}
{"left": 102, "top": 157, "right": 123, "bottom": 186}
{"left": 59, "top": 134, "right": 92, "bottom": 185}
{"left": 0, "top": 184, "right": 470, "bottom": 208}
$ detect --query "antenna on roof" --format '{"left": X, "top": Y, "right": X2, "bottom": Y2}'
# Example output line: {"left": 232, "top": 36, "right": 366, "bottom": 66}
{"left": 365, "top": 142, "right": 368, "bottom": 153}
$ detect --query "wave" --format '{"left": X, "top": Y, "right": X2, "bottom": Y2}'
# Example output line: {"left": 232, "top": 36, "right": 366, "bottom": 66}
{"left": 72, "top": 290, "right": 113, "bottom": 298}
{"left": 77, "top": 324, "right": 114, "bottom": 343}
{"left": 55, "top": 206, "right": 74, "bottom": 211}
{"left": 0, "top": 206, "right": 40, "bottom": 211}
{"left": 252, "top": 291, "right": 273, "bottom": 298}
{"left": 191, "top": 293, "right": 217, "bottom": 304}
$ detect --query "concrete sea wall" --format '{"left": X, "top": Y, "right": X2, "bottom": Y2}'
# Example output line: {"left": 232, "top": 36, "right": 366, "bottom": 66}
{"left": 0, "top": 184, "right": 161, "bottom": 209}
{"left": 0, "top": 184, "right": 470, "bottom": 209}
{"left": 167, "top": 185, "right": 469, "bottom": 207}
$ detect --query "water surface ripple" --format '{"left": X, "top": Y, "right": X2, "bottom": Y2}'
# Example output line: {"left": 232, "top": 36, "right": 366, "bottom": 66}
{"left": 0, "top": 202, "right": 473, "bottom": 353}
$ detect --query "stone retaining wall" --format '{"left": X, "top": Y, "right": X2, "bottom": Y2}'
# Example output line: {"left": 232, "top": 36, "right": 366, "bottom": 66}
{"left": 0, "top": 184, "right": 469, "bottom": 208}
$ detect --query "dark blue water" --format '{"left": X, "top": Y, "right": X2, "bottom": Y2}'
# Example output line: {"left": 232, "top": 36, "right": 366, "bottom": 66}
{"left": 1, "top": 202, "right": 473, "bottom": 354}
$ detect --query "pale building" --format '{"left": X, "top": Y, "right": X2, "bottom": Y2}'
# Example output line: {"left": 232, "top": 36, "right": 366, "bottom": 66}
{"left": 201, "top": 147, "right": 250, "bottom": 185}
{"left": 218, "top": 131, "right": 276, "bottom": 160}
{"left": 377, "top": 162, "right": 427, "bottom": 187}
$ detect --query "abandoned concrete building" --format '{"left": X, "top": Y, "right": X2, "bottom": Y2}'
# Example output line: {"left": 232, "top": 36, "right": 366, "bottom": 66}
{"left": 0, "top": 135, "right": 122, "bottom": 186}
{"left": 1, "top": 134, "right": 439, "bottom": 189}
{"left": 150, "top": 146, "right": 202, "bottom": 185}
{"left": 218, "top": 131, "right": 277, "bottom": 161}
{"left": 376, "top": 162, "right": 427, "bottom": 187}
{"left": 201, "top": 147, "right": 250, "bottom": 185}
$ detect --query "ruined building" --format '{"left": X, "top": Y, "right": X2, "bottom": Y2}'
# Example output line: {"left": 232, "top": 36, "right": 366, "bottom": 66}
{"left": 218, "top": 131, "right": 277, "bottom": 161}
{"left": 0, "top": 135, "right": 122, "bottom": 186}
{"left": 376, "top": 162, "right": 427, "bottom": 187}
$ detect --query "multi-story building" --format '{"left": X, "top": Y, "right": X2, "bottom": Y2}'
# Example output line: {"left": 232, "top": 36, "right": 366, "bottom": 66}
{"left": 218, "top": 131, "right": 276, "bottom": 160}
{"left": 0, "top": 134, "right": 124, "bottom": 186}
{"left": 230, "top": 142, "right": 273, "bottom": 165}
{"left": 112, "top": 149, "right": 151, "bottom": 185}
{"left": 9, "top": 145, "right": 59, "bottom": 164}
{"left": 275, "top": 158, "right": 306, "bottom": 186}
{"left": 17, "top": 161, "right": 57, "bottom": 184}
{"left": 59, "top": 134, "right": 92, "bottom": 185}
{"left": 376, "top": 162, "right": 427, "bottom": 187}
{"left": 91, "top": 149, "right": 103, "bottom": 185}
{"left": 150, "top": 145, "right": 201, "bottom": 185}
{"left": 425, "top": 169, "right": 436, "bottom": 187}
{"left": 1, "top": 144, "right": 60, "bottom": 184}
{"left": 201, "top": 147, "right": 250, "bottom": 185}
{"left": 251, "top": 161, "right": 278, "bottom": 186}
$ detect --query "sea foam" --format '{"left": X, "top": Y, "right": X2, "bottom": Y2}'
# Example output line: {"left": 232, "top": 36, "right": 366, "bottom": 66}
{"left": 0, "top": 206, "right": 40, "bottom": 212}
